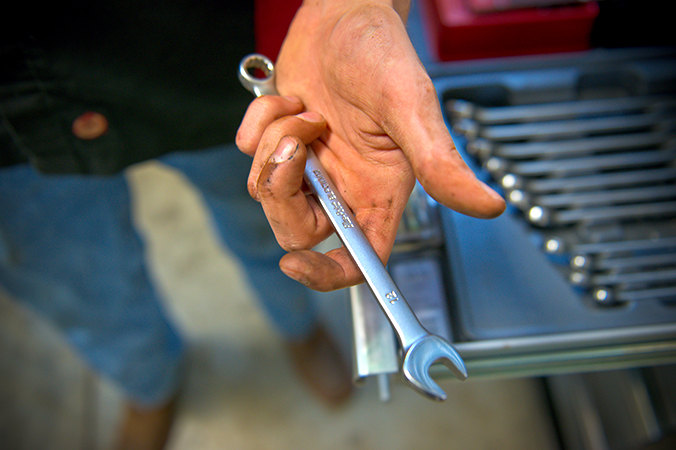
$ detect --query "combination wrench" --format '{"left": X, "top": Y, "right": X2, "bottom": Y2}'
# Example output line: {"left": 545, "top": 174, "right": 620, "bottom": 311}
{"left": 500, "top": 166, "right": 676, "bottom": 195}
{"left": 447, "top": 96, "right": 676, "bottom": 126}
{"left": 455, "top": 111, "right": 676, "bottom": 142}
{"left": 467, "top": 131, "right": 674, "bottom": 161}
{"left": 238, "top": 54, "right": 467, "bottom": 400}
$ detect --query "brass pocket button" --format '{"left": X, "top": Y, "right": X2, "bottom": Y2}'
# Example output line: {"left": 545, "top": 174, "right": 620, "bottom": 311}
{"left": 72, "top": 111, "right": 109, "bottom": 140}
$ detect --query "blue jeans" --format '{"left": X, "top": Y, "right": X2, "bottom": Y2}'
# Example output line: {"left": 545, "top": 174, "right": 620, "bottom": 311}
{"left": 0, "top": 145, "right": 316, "bottom": 407}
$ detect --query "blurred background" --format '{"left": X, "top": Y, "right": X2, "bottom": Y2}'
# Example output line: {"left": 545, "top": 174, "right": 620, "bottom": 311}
{"left": 0, "top": 159, "right": 557, "bottom": 449}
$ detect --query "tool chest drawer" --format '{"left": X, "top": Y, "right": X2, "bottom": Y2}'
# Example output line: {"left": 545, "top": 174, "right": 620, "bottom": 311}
{"left": 433, "top": 48, "right": 676, "bottom": 342}
{"left": 348, "top": 2, "right": 676, "bottom": 389}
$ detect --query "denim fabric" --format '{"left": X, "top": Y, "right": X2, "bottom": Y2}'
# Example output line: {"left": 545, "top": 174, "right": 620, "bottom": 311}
{"left": 0, "top": 145, "right": 316, "bottom": 406}
{"left": 0, "top": 164, "right": 184, "bottom": 406}
{"left": 159, "top": 146, "right": 317, "bottom": 339}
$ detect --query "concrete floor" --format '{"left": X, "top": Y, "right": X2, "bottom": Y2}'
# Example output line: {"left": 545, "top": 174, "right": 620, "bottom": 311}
{"left": 0, "top": 161, "right": 560, "bottom": 450}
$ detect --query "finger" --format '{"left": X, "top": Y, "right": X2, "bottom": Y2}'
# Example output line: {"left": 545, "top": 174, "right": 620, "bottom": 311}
{"left": 248, "top": 111, "right": 326, "bottom": 200}
{"left": 378, "top": 62, "right": 506, "bottom": 219}
{"left": 277, "top": 202, "right": 402, "bottom": 292}
{"left": 404, "top": 120, "right": 506, "bottom": 219}
{"left": 236, "top": 95, "right": 304, "bottom": 156}
{"left": 257, "top": 136, "right": 334, "bottom": 251}
{"left": 279, "top": 248, "right": 365, "bottom": 292}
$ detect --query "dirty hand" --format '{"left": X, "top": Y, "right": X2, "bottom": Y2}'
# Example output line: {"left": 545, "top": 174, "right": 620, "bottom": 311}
{"left": 236, "top": 0, "right": 505, "bottom": 292}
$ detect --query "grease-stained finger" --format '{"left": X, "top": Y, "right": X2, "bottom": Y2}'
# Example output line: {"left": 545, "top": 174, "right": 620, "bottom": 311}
{"left": 247, "top": 111, "right": 325, "bottom": 200}
{"left": 278, "top": 248, "right": 365, "bottom": 292}
{"left": 256, "top": 135, "right": 334, "bottom": 252}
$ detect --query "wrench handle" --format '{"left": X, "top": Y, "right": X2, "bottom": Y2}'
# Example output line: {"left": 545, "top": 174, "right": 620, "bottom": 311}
{"left": 303, "top": 150, "right": 428, "bottom": 350}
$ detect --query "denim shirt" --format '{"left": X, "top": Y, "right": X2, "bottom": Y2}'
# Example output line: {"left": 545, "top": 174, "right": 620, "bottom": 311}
{"left": 1, "top": 1, "right": 255, "bottom": 174}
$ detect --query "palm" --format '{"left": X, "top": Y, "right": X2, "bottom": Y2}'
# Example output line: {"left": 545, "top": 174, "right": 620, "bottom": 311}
{"left": 275, "top": 4, "right": 423, "bottom": 258}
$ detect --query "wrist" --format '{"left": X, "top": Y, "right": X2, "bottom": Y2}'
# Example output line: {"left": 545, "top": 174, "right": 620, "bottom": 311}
{"left": 301, "top": 0, "right": 410, "bottom": 22}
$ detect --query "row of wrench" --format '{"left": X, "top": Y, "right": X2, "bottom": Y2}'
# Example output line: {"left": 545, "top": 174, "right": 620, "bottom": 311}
{"left": 447, "top": 96, "right": 676, "bottom": 228}
{"left": 447, "top": 95, "right": 676, "bottom": 306}
{"left": 561, "top": 235, "right": 676, "bottom": 306}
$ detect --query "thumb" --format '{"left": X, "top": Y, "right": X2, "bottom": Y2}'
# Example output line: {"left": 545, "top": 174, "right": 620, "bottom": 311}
{"left": 385, "top": 76, "right": 505, "bottom": 219}
{"left": 410, "top": 124, "right": 505, "bottom": 219}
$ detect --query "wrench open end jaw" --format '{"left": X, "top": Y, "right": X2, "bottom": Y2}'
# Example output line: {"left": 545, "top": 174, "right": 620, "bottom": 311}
{"left": 402, "top": 335, "right": 468, "bottom": 401}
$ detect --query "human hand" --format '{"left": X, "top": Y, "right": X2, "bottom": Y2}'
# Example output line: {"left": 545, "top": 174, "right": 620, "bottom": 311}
{"left": 237, "top": 0, "right": 505, "bottom": 291}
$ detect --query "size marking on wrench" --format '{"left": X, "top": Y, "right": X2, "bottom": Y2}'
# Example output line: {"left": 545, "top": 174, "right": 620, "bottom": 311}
{"left": 239, "top": 54, "right": 468, "bottom": 400}
{"left": 312, "top": 169, "right": 354, "bottom": 228}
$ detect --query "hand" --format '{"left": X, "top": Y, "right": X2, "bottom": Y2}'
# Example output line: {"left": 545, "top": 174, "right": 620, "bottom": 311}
{"left": 237, "top": 0, "right": 505, "bottom": 291}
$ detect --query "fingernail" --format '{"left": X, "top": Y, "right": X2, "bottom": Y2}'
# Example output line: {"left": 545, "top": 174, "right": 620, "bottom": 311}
{"left": 270, "top": 137, "right": 298, "bottom": 164}
{"left": 296, "top": 111, "right": 323, "bottom": 123}
{"left": 480, "top": 180, "right": 504, "bottom": 202}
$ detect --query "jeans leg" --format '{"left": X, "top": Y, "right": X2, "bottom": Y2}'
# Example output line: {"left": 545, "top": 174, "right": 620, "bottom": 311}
{"left": 160, "top": 146, "right": 318, "bottom": 340}
{"left": 0, "top": 165, "right": 185, "bottom": 407}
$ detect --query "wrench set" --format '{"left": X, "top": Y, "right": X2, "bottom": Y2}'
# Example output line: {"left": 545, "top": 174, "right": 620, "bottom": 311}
{"left": 443, "top": 57, "right": 676, "bottom": 310}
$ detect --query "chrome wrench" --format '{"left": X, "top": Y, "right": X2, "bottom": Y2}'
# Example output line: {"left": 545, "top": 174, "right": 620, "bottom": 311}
{"left": 447, "top": 96, "right": 676, "bottom": 125}
{"left": 238, "top": 54, "right": 467, "bottom": 400}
